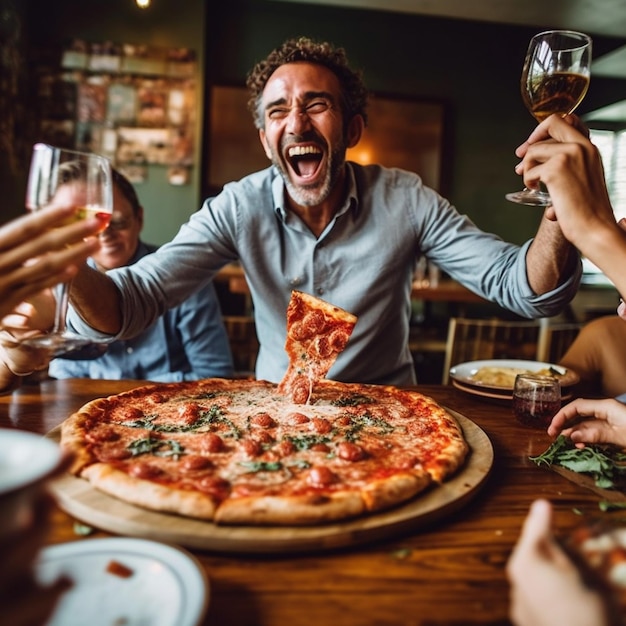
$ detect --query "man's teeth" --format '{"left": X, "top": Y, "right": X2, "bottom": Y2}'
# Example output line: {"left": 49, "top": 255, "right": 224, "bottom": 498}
{"left": 288, "top": 146, "right": 321, "bottom": 157}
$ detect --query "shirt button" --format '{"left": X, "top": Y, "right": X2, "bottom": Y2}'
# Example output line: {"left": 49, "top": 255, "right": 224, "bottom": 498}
{"left": 126, "top": 347, "right": 134, "bottom": 355}
{"left": 317, "top": 287, "right": 324, "bottom": 295}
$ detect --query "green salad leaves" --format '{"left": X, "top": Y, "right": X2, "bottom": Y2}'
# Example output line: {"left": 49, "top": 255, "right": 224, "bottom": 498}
{"left": 530, "top": 435, "right": 626, "bottom": 490}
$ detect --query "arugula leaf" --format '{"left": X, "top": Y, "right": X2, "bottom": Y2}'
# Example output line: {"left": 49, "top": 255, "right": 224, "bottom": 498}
{"left": 238, "top": 461, "right": 283, "bottom": 473}
{"left": 285, "top": 434, "right": 331, "bottom": 451}
{"left": 128, "top": 436, "right": 185, "bottom": 459}
{"left": 530, "top": 435, "right": 626, "bottom": 490}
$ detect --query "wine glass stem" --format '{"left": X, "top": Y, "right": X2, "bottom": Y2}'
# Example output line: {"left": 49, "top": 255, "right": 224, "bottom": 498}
{"left": 53, "top": 282, "right": 71, "bottom": 334}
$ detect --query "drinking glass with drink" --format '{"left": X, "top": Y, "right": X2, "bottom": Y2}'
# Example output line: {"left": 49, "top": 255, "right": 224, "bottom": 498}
{"left": 20, "top": 143, "right": 113, "bottom": 356}
{"left": 512, "top": 373, "right": 561, "bottom": 428}
{"left": 506, "top": 29, "right": 592, "bottom": 206}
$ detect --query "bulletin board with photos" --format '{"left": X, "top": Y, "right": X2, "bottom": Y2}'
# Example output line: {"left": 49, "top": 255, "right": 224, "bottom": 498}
{"left": 36, "top": 39, "right": 197, "bottom": 186}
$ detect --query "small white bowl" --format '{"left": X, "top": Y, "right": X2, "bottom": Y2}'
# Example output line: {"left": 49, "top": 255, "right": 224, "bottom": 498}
{"left": 0, "top": 428, "right": 62, "bottom": 536}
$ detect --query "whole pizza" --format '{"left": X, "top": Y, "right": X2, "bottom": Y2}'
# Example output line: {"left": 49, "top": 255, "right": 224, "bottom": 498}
{"left": 60, "top": 292, "right": 470, "bottom": 526}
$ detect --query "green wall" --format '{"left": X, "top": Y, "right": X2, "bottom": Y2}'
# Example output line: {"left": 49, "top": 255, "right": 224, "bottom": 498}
{"left": 4, "top": 0, "right": 205, "bottom": 245}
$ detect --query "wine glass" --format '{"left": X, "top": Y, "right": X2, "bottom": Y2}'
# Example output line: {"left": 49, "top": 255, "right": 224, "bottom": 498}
{"left": 21, "top": 143, "right": 113, "bottom": 356}
{"left": 506, "top": 30, "right": 592, "bottom": 206}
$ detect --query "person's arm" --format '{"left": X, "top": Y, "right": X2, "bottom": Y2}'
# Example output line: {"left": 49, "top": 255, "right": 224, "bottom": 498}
{"left": 514, "top": 114, "right": 626, "bottom": 297}
{"left": 547, "top": 397, "right": 626, "bottom": 448}
{"left": 507, "top": 499, "right": 612, "bottom": 626}
{"left": 69, "top": 263, "right": 123, "bottom": 335}
{"left": 525, "top": 217, "right": 579, "bottom": 294}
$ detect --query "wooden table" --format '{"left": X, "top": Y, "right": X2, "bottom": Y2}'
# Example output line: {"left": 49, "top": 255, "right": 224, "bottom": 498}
{"left": 0, "top": 379, "right": 607, "bottom": 625}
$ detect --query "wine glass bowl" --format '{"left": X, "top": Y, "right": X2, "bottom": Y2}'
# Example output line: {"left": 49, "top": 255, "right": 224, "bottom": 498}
{"left": 506, "top": 30, "right": 592, "bottom": 206}
{"left": 21, "top": 144, "right": 113, "bottom": 356}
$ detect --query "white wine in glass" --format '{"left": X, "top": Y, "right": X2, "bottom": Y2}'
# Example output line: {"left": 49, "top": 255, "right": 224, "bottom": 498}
{"left": 506, "top": 30, "right": 592, "bottom": 206}
{"left": 22, "top": 143, "right": 113, "bottom": 356}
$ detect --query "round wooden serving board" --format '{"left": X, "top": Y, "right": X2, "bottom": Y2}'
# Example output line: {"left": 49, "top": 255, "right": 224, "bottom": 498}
{"left": 47, "top": 409, "right": 493, "bottom": 554}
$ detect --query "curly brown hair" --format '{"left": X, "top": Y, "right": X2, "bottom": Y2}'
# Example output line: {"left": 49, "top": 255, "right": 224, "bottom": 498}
{"left": 245, "top": 36, "right": 369, "bottom": 130}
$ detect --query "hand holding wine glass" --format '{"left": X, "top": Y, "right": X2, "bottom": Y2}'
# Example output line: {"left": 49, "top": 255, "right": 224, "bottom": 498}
{"left": 20, "top": 143, "right": 113, "bottom": 356}
{"left": 506, "top": 30, "right": 592, "bottom": 206}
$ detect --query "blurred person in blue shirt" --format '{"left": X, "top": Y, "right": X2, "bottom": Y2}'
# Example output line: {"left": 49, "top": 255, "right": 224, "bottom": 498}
{"left": 48, "top": 170, "right": 234, "bottom": 382}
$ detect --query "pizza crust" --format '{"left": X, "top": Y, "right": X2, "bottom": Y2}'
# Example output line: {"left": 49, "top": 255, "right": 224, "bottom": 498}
{"left": 362, "top": 471, "right": 432, "bottom": 512}
{"left": 82, "top": 463, "right": 218, "bottom": 520}
{"left": 215, "top": 490, "right": 366, "bottom": 526}
{"left": 61, "top": 399, "right": 107, "bottom": 474}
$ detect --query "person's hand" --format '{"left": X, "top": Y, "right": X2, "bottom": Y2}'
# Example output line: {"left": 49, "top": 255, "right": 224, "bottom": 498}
{"left": 507, "top": 499, "right": 612, "bottom": 626}
{"left": 1, "top": 289, "right": 56, "bottom": 336}
{"left": 0, "top": 331, "right": 52, "bottom": 379}
{"left": 0, "top": 204, "right": 101, "bottom": 319}
{"left": 547, "top": 397, "right": 626, "bottom": 449}
{"left": 0, "top": 290, "right": 56, "bottom": 386}
{"left": 512, "top": 114, "right": 616, "bottom": 246}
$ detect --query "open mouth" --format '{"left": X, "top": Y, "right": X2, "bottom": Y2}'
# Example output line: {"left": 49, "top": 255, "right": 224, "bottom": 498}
{"left": 287, "top": 144, "right": 323, "bottom": 180}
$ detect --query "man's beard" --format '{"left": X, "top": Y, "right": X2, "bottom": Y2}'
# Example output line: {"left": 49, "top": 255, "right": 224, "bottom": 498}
{"left": 273, "top": 143, "right": 346, "bottom": 207}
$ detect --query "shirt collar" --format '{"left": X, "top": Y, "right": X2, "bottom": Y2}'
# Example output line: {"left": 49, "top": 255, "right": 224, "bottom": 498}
{"left": 272, "top": 163, "right": 360, "bottom": 222}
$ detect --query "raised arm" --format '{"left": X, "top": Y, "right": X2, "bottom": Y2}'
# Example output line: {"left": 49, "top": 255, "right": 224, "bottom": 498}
{"left": 525, "top": 216, "right": 579, "bottom": 294}
{"left": 514, "top": 114, "right": 626, "bottom": 297}
{"left": 69, "top": 262, "right": 123, "bottom": 335}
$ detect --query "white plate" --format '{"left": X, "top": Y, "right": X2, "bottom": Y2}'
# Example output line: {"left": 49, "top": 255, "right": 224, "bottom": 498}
{"left": 36, "top": 538, "right": 209, "bottom": 626}
{"left": 451, "top": 379, "right": 514, "bottom": 401}
{"left": 449, "top": 359, "right": 579, "bottom": 391}
{"left": 451, "top": 378, "right": 574, "bottom": 402}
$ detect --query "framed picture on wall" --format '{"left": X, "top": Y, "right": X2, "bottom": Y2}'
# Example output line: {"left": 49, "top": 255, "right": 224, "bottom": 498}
{"left": 207, "top": 85, "right": 268, "bottom": 189}
{"left": 206, "top": 85, "right": 447, "bottom": 193}
{"left": 346, "top": 93, "right": 445, "bottom": 191}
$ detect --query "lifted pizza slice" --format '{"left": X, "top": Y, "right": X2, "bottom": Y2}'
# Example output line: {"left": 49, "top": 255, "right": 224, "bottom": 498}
{"left": 277, "top": 291, "right": 357, "bottom": 404}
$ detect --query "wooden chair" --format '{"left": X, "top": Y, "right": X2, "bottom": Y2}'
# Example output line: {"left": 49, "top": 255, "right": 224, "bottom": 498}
{"left": 441, "top": 317, "right": 542, "bottom": 384}
{"left": 536, "top": 319, "right": 583, "bottom": 363}
{"left": 223, "top": 315, "right": 259, "bottom": 376}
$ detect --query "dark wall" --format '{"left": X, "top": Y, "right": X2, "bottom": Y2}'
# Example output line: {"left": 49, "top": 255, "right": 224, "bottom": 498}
{"left": 5, "top": 0, "right": 626, "bottom": 245}
{"left": 205, "top": 0, "right": 626, "bottom": 243}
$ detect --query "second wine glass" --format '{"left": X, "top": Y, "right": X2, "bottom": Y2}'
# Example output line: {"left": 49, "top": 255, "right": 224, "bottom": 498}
{"left": 22, "top": 143, "right": 113, "bottom": 356}
{"left": 506, "top": 30, "right": 592, "bottom": 206}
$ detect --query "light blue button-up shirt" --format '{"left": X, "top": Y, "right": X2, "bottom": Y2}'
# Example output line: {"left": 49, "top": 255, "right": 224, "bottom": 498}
{"left": 59, "top": 242, "right": 233, "bottom": 382}
{"left": 70, "top": 163, "right": 581, "bottom": 386}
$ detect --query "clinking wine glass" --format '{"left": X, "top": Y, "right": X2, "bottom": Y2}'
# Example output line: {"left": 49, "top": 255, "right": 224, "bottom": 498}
{"left": 506, "top": 30, "right": 592, "bottom": 206}
{"left": 21, "top": 143, "right": 113, "bottom": 356}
